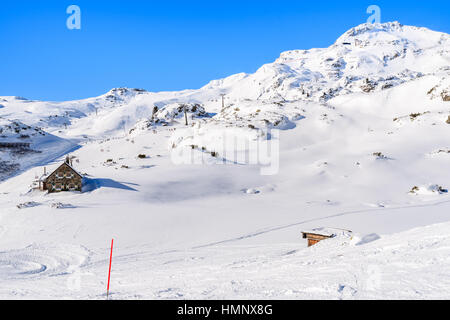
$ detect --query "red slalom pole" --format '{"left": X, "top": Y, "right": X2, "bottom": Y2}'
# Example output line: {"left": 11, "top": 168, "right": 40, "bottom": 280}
{"left": 106, "top": 239, "right": 114, "bottom": 300}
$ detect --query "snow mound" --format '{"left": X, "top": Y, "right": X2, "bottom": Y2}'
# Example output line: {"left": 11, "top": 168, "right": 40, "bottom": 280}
{"left": 16, "top": 201, "right": 41, "bottom": 209}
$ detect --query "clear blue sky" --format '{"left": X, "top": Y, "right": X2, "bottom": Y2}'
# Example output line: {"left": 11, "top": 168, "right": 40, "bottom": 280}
{"left": 1, "top": 0, "right": 449, "bottom": 101}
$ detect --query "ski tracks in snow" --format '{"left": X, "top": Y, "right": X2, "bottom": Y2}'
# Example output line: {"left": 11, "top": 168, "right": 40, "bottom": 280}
{"left": 194, "top": 198, "right": 450, "bottom": 249}
{"left": 0, "top": 243, "right": 91, "bottom": 281}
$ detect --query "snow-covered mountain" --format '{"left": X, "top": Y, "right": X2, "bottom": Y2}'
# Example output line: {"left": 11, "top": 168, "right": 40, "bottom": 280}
{"left": 204, "top": 22, "right": 449, "bottom": 101}
{"left": 0, "top": 22, "right": 449, "bottom": 299}
{"left": 2, "top": 22, "right": 449, "bottom": 136}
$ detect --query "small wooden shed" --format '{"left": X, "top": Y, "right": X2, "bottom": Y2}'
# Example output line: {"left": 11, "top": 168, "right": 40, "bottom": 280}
{"left": 301, "top": 228, "right": 353, "bottom": 247}
{"left": 301, "top": 230, "right": 335, "bottom": 247}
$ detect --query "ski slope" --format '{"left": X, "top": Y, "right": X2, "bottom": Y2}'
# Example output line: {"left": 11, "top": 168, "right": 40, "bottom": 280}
{"left": 0, "top": 22, "right": 449, "bottom": 299}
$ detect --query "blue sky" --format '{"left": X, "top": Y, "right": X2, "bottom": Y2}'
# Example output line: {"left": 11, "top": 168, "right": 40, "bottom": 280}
{"left": 1, "top": 0, "right": 449, "bottom": 101}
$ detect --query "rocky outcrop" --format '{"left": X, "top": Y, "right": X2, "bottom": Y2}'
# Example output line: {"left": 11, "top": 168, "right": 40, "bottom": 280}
{"left": 442, "top": 91, "right": 450, "bottom": 101}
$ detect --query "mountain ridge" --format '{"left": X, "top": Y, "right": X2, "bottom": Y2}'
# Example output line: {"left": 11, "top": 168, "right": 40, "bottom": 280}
{"left": 0, "top": 21, "right": 448, "bottom": 179}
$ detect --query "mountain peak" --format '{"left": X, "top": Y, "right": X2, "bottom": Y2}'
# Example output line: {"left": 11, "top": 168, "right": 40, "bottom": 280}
{"left": 344, "top": 21, "right": 404, "bottom": 37}
{"left": 105, "top": 87, "right": 148, "bottom": 96}
{"left": 335, "top": 21, "right": 447, "bottom": 46}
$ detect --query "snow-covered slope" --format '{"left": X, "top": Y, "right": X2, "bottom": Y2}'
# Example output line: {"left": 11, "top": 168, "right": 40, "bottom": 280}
{"left": 0, "top": 118, "right": 78, "bottom": 181}
{"left": 0, "top": 22, "right": 449, "bottom": 299}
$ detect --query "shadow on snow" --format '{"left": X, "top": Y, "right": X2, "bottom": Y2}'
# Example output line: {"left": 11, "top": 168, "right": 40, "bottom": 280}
{"left": 82, "top": 177, "right": 138, "bottom": 192}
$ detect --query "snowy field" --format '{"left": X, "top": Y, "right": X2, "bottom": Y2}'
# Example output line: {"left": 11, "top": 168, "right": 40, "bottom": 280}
{"left": 0, "top": 22, "right": 449, "bottom": 299}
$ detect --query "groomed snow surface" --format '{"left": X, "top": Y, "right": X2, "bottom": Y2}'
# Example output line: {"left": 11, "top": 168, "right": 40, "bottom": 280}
{"left": 0, "top": 22, "right": 449, "bottom": 299}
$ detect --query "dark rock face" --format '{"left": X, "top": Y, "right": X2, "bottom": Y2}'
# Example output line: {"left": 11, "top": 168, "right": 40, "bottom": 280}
{"left": 361, "top": 79, "right": 377, "bottom": 93}
{"left": 442, "top": 91, "right": 450, "bottom": 101}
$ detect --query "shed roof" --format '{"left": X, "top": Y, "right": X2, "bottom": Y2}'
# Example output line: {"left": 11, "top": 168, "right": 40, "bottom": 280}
{"left": 301, "top": 227, "right": 352, "bottom": 238}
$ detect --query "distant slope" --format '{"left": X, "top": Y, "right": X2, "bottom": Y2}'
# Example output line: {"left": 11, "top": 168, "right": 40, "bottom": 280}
{"left": 0, "top": 118, "right": 78, "bottom": 181}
